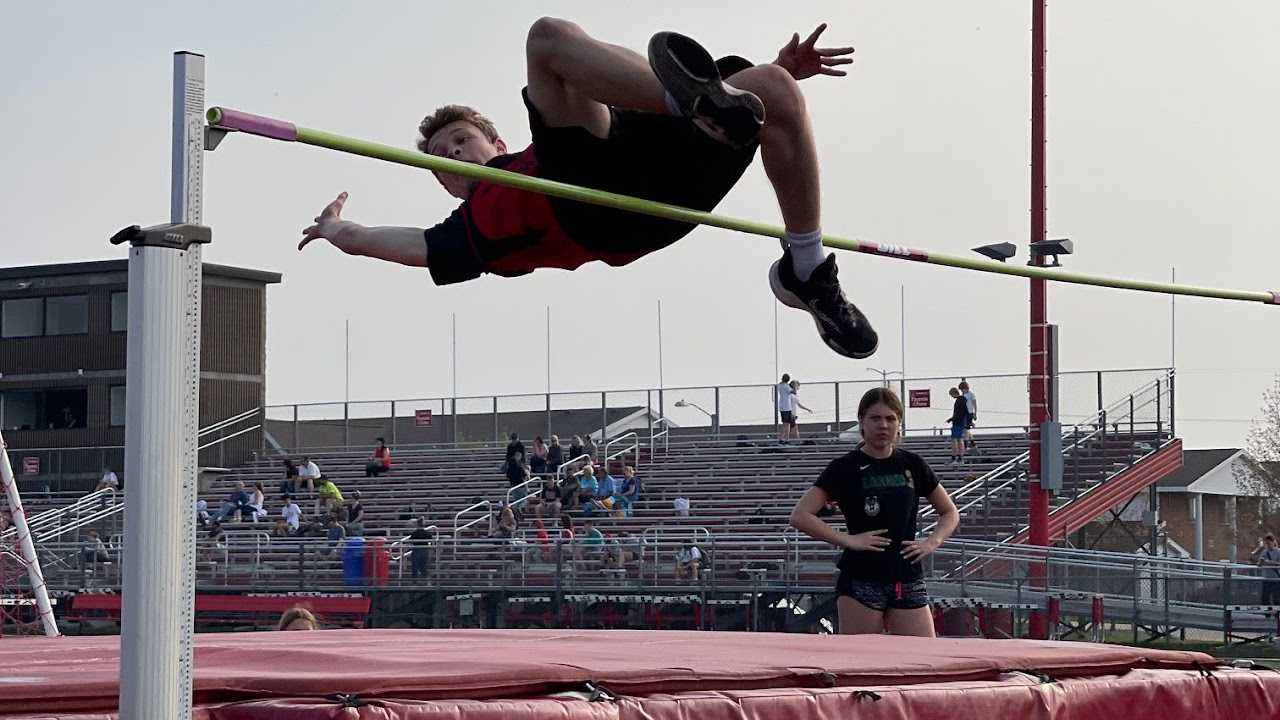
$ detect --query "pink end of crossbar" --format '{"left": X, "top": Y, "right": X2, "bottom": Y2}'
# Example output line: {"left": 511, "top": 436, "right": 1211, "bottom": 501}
{"left": 212, "top": 108, "right": 297, "bottom": 142}
{"left": 1272, "top": 291, "right": 1280, "bottom": 305}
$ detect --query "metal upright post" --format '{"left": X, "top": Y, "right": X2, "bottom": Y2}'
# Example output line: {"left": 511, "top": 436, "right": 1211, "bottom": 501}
{"left": 118, "top": 51, "right": 207, "bottom": 720}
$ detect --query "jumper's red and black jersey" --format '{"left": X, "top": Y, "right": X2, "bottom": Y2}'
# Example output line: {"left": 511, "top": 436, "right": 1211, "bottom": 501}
{"left": 424, "top": 146, "right": 655, "bottom": 286}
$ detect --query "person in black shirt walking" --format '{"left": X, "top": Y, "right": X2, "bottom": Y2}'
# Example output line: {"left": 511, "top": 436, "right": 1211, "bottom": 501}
{"left": 790, "top": 387, "right": 959, "bottom": 636}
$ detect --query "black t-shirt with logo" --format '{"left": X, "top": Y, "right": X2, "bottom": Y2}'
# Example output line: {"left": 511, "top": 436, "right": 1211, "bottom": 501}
{"left": 813, "top": 447, "right": 940, "bottom": 582}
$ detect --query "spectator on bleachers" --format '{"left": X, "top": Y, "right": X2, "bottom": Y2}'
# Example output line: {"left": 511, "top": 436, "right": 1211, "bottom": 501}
{"left": 603, "top": 531, "right": 638, "bottom": 571}
{"left": 278, "top": 606, "right": 317, "bottom": 631}
{"left": 568, "top": 435, "right": 585, "bottom": 464}
{"left": 505, "top": 433, "right": 526, "bottom": 465}
{"left": 959, "top": 380, "right": 981, "bottom": 457}
{"left": 82, "top": 530, "right": 110, "bottom": 565}
{"left": 560, "top": 473, "right": 581, "bottom": 511}
{"left": 210, "top": 481, "right": 254, "bottom": 524}
{"left": 619, "top": 466, "right": 641, "bottom": 508}
{"left": 345, "top": 491, "right": 366, "bottom": 536}
{"left": 947, "top": 387, "right": 970, "bottom": 466}
{"left": 408, "top": 518, "right": 434, "bottom": 579}
{"left": 271, "top": 518, "right": 292, "bottom": 538}
{"left": 597, "top": 467, "right": 617, "bottom": 500}
{"left": 317, "top": 478, "right": 344, "bottom": 514}
{"left": 206, "top": 520, "right": 225, "bottom": 542}
{"left": 530, "top": 436, "right": 549, "bottom": 474}
{"left": 365, "top": 437, "right": 392, "bottom": 477}
{"left": 534, "top": 479, "right": 562, "bottom": 519}
{"left": 584, "top": 435, "right": 599, "bottom": 463}
{"left": 491, "top": 506, "right": 518, "bottom": 539}
{"left": 298, "top": 456, "right": 322, "bottom": 494}
{"left": 281, "top": 458, "right": 299, "bottom": 496}
{"left": 777, "top": 373, "right": 797, "bottom": 444}
{"left": 577, "top": 466, "right": 600, "bottom": 510}
{"left": 675, "top": 543, "right": 702, "bottom": 580}
{"left": 547, "top": 435, "right": 565, "bottom": 475}
{"left": 506, "top": 451, "right": 531, "bottom": 488}
{"left": 788, "top": 379, "right": 813, "bottom": 442}
{"left": 576, "top": 519, "right": 605, "bottom": 567}
{"left": 281, "top": 495, "right": 302, "bottom": 533}
{"left": 95, "top": 467, "right": 119, "bottom": 493}
{"left": 323, "top": 514, "right": 346, "bottom": 557}
{"left": 249, "top": 482, "right": 268, "bottom": 523}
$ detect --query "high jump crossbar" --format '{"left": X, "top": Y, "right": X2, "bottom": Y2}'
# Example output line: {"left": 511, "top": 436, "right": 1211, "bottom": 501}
{"left": 206, "top": 107, "right": 1279, "bottom": 307}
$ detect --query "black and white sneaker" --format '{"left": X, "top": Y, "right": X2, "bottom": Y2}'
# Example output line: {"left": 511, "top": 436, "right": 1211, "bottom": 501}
{"left": 770, "top": 251, "right": 879, "bottom": 359}
{"left": 647, "top": 31, "right": 765, "bottom": 149}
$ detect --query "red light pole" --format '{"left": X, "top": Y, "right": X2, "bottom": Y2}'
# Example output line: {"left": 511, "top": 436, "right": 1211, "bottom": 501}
{"left": 1028, "top": 0, "right": 1051, "bottom": 640}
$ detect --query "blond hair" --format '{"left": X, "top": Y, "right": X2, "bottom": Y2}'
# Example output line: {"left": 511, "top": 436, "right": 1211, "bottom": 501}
{"left": 416, "top": 105, "right": 499, "bottom": 153}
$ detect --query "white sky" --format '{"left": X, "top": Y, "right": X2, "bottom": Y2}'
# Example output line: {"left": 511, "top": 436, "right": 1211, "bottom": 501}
{"left": 2, "top": 1, "right": 1277, "bottom": 449}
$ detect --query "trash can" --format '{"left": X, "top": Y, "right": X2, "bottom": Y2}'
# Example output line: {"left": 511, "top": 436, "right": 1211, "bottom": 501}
{"left": 342, "top": 536, "right": 367, "bottom": 588}
{"left": 364, "top": 536, "right": 390, "bottom": 587}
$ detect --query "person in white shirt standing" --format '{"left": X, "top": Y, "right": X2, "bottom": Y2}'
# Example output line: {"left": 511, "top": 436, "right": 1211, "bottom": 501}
{"left": 297, "top": 456, "right": 321, "bottom": 494}
{"left": 95, "top": 467, "right": 119, "bottom": 493}
{"left": 777, "top": 373, "right": 797, "bottom": 443}
{"left": 959, "top": 379, "right": 980, "bottom": 458}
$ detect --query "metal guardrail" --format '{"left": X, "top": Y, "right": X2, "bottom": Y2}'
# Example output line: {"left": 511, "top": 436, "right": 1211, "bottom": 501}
{"left": 603, "top": 432, "right": 638, "bottom": 471}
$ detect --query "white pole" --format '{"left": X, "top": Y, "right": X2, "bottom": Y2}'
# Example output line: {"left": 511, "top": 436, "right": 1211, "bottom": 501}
{"left": 345, "top": 318, "right": 350, "bottom": 403}
{"left": 0, "top": 433, "right": 58, "bottom": 636}
{"left": 451, "top": 313, "right": 457, "bottom": 398}
{"left": 1170, "top": 267, "right": 1176, "bottom": 370}
{"left": 119, "top": 51, "right": 204, "bottom": 720}
{"left": 773, "top": 300, "right": 779, "bottom": 382}
{"left": 657, "top": 300, "right": 664, "bottom": 390}
{"left": 545, "top": 306, "right": 551, "bottom": 394}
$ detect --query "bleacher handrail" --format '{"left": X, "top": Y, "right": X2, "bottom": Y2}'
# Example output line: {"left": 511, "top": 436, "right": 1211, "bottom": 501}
{"left": 920, "top": 371, "right": 1172, "bottom": 527}
{"left": 649, "top": 417, "right": 670, "bottom": 456}
{"left": 603, "top": 432, "right": 639, "bottom": 471}
{"left": 452, "top": 500, "right": 493, "bottom": 549}
{"left": 555, "top": 455, "right": 592, "bottom": 486}
{"left": 506, "top": 476, "right": 543, "bottom": 510}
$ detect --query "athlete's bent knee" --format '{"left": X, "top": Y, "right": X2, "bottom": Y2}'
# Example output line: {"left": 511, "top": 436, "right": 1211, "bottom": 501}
{"left": 742, "top": 63, "right": 805, "bottom": 125}
{"left": 527, "top": 17, "right": 582, "bottom": 62}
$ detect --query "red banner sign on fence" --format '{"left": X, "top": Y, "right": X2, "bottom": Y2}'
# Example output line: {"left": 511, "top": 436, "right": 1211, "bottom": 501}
{"left": 414, "top": 409, "right": 433, "bottom": 427}
{"left": 22, "top": 457, "right": 40, "bottom": 475}
{"left": 908, "top": 389, "right": 931, "bottom": 409}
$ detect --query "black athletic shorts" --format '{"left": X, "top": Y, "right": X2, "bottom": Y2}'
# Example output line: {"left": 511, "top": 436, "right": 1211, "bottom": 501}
{"left": 779, "top": 410, "right": 795, "bottom": 425}
{"left": 837, "top": 572, "right": 930, "bottom": 611}
{"left": 525, "top": 55, "right": 759, "bottom": 256}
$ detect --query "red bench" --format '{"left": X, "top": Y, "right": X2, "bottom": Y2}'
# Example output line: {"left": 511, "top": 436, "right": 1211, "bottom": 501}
{"left": 68, "top": 592, "right": 371, "bottom": 629}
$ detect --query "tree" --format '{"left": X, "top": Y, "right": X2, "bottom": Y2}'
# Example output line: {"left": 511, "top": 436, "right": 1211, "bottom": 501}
{"left": 1236, "top": 376, "right": 1280, "bottom": 535}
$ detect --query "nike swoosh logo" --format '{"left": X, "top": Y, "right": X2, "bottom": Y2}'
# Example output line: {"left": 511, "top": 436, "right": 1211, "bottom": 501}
{"left": 859, "top": 464, "right": 872, "bottom": 470}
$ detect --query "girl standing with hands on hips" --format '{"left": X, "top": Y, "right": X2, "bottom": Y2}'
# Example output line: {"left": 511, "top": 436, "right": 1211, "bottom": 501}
{"left": 790, "top": 387, "right": 959, "bottom": 636}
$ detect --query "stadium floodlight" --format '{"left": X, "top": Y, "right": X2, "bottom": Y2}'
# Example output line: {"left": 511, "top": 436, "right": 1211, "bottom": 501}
{"left": 110, "top": 222, "right": 212, "bottom": 250}
{"left": 972, "top": 242, "right": 1018, "bottom": 263}
{"left": 1029, "top": 238, "right": 1074, "bottom": 267}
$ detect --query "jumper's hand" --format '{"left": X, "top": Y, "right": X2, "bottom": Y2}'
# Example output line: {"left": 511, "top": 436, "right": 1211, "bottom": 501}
{"left": 774, "top": 24, "right": 854, "bottom": 81}
{"left": 300, "top": 192, "right": 351, "bottom": 252}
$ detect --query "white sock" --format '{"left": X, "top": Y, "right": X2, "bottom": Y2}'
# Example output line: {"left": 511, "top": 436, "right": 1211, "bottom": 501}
{"left": 664, "top": 91, "right": 685, "bottom": 117}
{"left": 783, "top": 229, "right": 825, "bottom": 281}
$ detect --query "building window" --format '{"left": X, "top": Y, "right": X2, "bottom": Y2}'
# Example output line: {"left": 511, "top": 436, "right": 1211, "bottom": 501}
{"left": 44, "top": 295, "right": 88, "bottom": 335}
{"left": 111, "top": 291, "right": 128, "bottom": 332}
{"left": 110, "top": 385, "right": 127, "bottom": 427}
{"left": 0, "top": 388, "right": 88, "bottom": 430}
{"left": 1, "top": 390, "right": 42, "bottom": 430}
{"left": 1, "top": 295, "right": 89, "bottom": 337}
{"left": 1, "top": 298, "right": 44, "bottom": 338}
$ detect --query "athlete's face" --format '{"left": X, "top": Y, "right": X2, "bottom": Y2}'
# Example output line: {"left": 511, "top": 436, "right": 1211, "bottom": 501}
{"left": 860, "top": 402, "right": 901, "bottom": 450}
{"left": 426, "top": 120, "right": 507, "bottom": 199}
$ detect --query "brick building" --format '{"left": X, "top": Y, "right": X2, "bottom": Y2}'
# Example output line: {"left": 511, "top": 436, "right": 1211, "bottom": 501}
{"left": 0, "top": 259, "right": 280, "bottom": 488}
{"left": 1155, "top": 448, "right": 1277, "bottom": 563}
